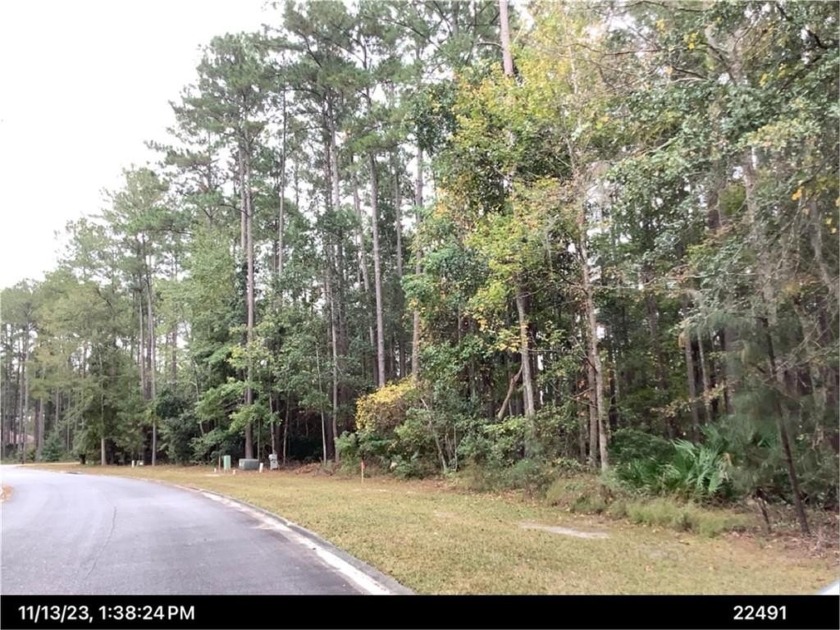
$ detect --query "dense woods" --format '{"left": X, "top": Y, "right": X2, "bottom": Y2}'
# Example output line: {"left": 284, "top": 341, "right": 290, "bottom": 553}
{"left": 2, "top": 0, "right": 837, "bottom": 533}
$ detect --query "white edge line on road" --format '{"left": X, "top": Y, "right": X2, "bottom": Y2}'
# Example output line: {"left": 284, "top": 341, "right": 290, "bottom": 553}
{"left": 199, "top": 491, "right": 393, "bottom": 596}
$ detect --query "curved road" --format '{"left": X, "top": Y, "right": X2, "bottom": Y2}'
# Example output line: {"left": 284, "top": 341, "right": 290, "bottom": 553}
{"left": 0, "top": 466, "right": 394, "bottom": 595}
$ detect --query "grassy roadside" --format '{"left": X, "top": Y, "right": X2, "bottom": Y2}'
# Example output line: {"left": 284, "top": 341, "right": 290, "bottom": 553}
{"left": 22, "top": 463, "right": 838, "bottom": 594}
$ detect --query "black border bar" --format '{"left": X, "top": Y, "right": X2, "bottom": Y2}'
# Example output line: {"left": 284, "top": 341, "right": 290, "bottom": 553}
{"left": 2, "top": 595, "right": 838, "bottom": 630}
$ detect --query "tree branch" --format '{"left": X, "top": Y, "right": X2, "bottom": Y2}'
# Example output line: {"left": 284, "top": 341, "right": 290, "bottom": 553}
{"left": 495, "top": 365, "right": 522, "bottom": 421}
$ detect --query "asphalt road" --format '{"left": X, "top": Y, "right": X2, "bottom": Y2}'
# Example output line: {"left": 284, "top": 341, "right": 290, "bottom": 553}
{"left": 0, "top": 466, "right": 387, "bottom": 595}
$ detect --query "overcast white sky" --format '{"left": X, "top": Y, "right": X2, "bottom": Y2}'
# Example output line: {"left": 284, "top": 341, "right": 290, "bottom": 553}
{"left": 0, "top": 0, "right": 270, "bottom": 289}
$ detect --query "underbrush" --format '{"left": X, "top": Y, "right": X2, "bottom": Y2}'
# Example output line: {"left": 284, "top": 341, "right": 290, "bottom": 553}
{"left": 457, "top": 457, "right": 585, "bottom": 496}
{"left": 545, "top": 473, "right": 752, "bottom": 536}
{"left": 455, "top": 460, "right": 754, "bottom": 537}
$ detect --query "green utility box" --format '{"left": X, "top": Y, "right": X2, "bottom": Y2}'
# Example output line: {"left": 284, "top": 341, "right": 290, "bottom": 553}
{"left": 222, "top": 455, "right": 232, "bottom": 471}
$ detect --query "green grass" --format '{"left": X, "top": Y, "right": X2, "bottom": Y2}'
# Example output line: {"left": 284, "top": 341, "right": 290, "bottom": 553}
{"left": 24, "top": 463, "right": 838, "bottom": 594}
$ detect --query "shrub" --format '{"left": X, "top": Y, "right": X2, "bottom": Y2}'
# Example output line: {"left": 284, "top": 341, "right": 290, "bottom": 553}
{"left": 611, "top": 426, "right": 734, "bottom": 503}
{"left": 459, "top": 406, "right": 586, "bottom": 472}
{"left": 42, "top": 431, "right": 66, "bottom": 462}
{"left": 553, "top": 457, "right": 588, "bottom": 475}
{"left": 616, "top": 458, "right": 666, "bottom": 494}
{"left": 355, "top": 379, "right": 419, "bottom": 433}
{"left": 456, "top": 463, "right": 492, "bottom": 491}
{"left": 610, "top": 428, "right": 675, "bottom": 465}
{"left": 724, "top": 411, "right": 839, "bottom": 510}
{"left": 335, "top": 431, "right": 360, "bottom": 466}
{"left": 161, "top": 410, "right": 201, "bottom": 464}
{"left": 661, "top": 438, "right": 733, "bottom": 501}
{"left": 544, "top": 474, "right": 605, "bottom": 508}
{"left": 190, "top": 427, "right": 240, "bottom": 463}
{"left": 459, "top": 458, "right": 555, "bottom": 495}
{"left": 505, "top": 459, "right": 556, "bottom": 494}
{"left": 351, "top": 379, "right": 433, "bottom": 472}
{"left": 533, "top": 402, "right": 581, "bottom": 461}
{"left": 390, "top": 453, "right": 439, "bottom": 479}
{"left": 481, "top": 415, "right": 529, "bottom": 467}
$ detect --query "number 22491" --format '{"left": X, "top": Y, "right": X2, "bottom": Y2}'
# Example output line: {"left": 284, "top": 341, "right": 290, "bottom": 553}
{"left": 734, "top": 605, "right": 786, "bottom": 621}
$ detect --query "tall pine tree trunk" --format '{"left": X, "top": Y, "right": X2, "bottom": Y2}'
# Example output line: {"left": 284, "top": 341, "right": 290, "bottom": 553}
{"left": 329, "top": 114, "right": 340, "bottom": 214}
{"left": 239, "top": 149, "right": 247, "bottom": 251}
{"left": 169, "top": 260, "right": 178, "bottom": 386}
{"left": 237, "top": 145, "right": 253, "bottom": 459}
{"left": 411, "top": 37, "right": 424, "bottom": 379}
{"left": 147, "top": 271, "right": 157, "bottom": 465}
{"left": 245, "top": 146, "right": 255, "bottom": 460}
{"left": 277, "top": 79, "right": 287, "bottom": 299}
{"left": 33, "top": 396, "right": 40, "bottom": 461}
{"left": 391, "top": 151, "right": 406, "bottom": 377}
{"left": 683, "top": 328, "right": 701, "bottom": 441}
{"left": 37, "top": 394, "right": 45, "bottom": 459}
{"left": 55, "top": 388, "right": 63, "bottom": 451}
{"left": 580, "top": 230, "right": 609, "bottom": 471}
{"left": 315, "top": 344, "right": 328, "bottom": 466}
{"left": 514, "top": 286, "right": 536, "bottom": 448}
{"left": 642, "top": 267, "right": 671, "bottom": 436}
{"left": 15, "top": 337, "right": 23, "bottom": 463}
{"left": 21, "top": 327, "right": 29, "bottom": 464}
{"left": 412, "top": 144, "right": 423, "bottom": 377}
{"left": 326, "top": 267, "right": 340, "bottom": 464}
{"left": 369, "top": 152, "right": 386, "bottom": 388}
{"left": 697, "top": 333, "right": 713, "bottom": 423}
{"left": 137, "top": 287, "right": 146, "bottom": 398}
{"left": 352, "top": 160, "right": 376, "bottom": 377}
{"left": 587, "top": 362, "right": 599, "bottom": 468}
{"left": 99, "top": 350, "right": 106, "bottom": 466}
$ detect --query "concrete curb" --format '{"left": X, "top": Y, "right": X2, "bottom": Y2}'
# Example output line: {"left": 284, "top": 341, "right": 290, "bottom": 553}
{"left": 119, "top": 475, "right": 414, "bottom": 595}
{"left": 187, "top": 486, "right": 415, "bottom": 595}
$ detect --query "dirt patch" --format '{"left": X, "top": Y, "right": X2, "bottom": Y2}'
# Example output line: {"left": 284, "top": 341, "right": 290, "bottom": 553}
{"left": 519, "top": 521, "right": 609, "bottom": 539}
{"left": 0, "top": 485, "right": 12, "bottom": 503}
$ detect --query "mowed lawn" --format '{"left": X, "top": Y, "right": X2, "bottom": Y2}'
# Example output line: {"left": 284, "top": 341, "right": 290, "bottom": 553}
{"left": 23, "top": 464, "right": 837, "bottom": 594}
